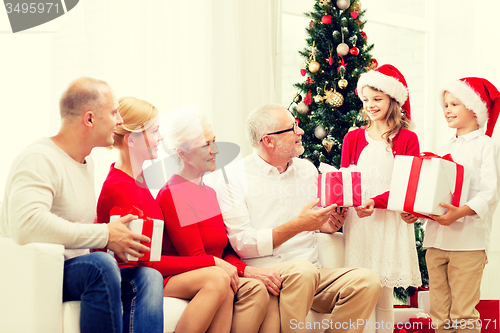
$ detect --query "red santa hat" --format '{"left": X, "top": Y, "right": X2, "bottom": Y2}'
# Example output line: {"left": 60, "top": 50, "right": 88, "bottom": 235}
{"left": 357, "top": 64, "right": 411, "bottom": 120}
{"left": 440, "top": 77, "right": 500, "bottom": 137}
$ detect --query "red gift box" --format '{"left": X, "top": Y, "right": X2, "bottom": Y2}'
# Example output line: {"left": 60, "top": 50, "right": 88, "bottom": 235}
{"left": 477, "top": 300, "right": 500, "bottom": 333}
{"left": 394, "top": 319, "right": 434, "bottom": 333}
{"left": 395, "top": 300, "right": 499, "bottom": 333}
{"left": 409, "top": 287, "right": 429, "bottom": 308}
{"left": 317, "top": 171, "right": 362, "bottom": 207}
{"left": 409, "top": 318, "right": 434, "bottom": 333}
{"left": 110, "top": 206, "right": 163, "bottom": 262}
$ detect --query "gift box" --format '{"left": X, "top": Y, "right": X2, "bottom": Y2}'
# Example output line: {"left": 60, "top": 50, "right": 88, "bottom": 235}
{"left": 476, "top": 300, "right": 500, "bottom": 333}
{"left": 387, "top": 153, "right": 470, "bottom": 218}
{"left": 395, "top": 300, "right": 499, "bottom": 333}
{"left": 408, "top": 317, "right": 434, "bottom": 333}
{"left": 409, "top": 287, "right": 430, "bottom": 310}
{"left": 110, "top": 206, "right": 163, "bottom": 262}
{"left": 394, "top": 289, "right": 431, "bottom": 326}
{"left": 317, "top": 163, "right": 362, "bottom": 207}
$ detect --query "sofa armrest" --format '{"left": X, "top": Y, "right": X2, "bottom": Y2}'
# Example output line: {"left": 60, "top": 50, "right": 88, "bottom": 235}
{"left": 0, "top": 237, "right": 65, "bottom": 333}
{"left": 315, "top": 232, "right": 345, "bottom": 269}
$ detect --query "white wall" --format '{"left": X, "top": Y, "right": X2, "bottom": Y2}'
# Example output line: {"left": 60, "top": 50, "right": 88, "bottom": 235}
{"left": 0, "top": 7, "right": 60, "bottom": 199}
{"left": 0, "top": 0, "right": 282, "bottom": 200}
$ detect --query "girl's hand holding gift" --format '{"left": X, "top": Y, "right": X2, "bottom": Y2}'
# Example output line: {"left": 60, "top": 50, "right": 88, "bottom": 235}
{"left": 354, "top": 199, "right": 375, "bottom": 218}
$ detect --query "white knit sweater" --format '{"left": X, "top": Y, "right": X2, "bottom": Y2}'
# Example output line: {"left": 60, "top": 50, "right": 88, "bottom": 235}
{"left": 0, "top": 138, "right": 108, "bottom": 259}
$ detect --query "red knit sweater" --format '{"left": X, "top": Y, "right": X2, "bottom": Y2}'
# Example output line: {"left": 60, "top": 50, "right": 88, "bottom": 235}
{"left": 96, "top": 164, "right": 214, "bottom": 284}
{"left": 156, "top": 174, "right": 247, "bottom": 276}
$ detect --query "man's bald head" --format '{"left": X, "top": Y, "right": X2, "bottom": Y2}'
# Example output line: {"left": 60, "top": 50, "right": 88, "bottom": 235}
{"left": 59, "top": 77, "right": 111, "bottom": 119}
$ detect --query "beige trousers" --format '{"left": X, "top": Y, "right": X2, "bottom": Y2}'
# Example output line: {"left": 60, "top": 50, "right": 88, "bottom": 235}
{"left": 265, "top": 260, "right": 383, "bottom": 333}
{"left": 426, "top": 248, "right": 487, "bottom": 333}
{"left": 232, "top": 277, "right": 280, "bottom": 333}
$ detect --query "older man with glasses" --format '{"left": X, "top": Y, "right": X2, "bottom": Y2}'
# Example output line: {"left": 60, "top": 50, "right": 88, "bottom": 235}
{"left": 215, "top": 104, "right": 383, "bottom": 333}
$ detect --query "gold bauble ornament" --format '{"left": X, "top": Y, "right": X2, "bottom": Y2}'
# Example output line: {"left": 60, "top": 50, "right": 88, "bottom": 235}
{"left": 336, "top": 43, "right": 349, "bottom": 56}
{"left": 338, "top": 78, "right": 348, "bottom": 89}
{"left": 348, "top": 126, "right": 359, "bottom": 132}
{"left": 314, "top": 95, "right": 324, "bottom": 104}
{"left": 319, "top": 0, "right": 331, "bottom": 6}
{"left": 324, "top": 88, "right": 344, "bottom": 107}
{"left": 364, "top": 58, "right": 378, "bottom": 71}
{"left": 322, "top": 138, "right": 334, "bottom": 153}
{"left": 309, "top": 60, "right": 321, "bottom": 73}
{"left": 293, "top": 93, "right": 302, "bottom": 104}
{"left": 354, "top": 0, "right": 361, "bottom": 12}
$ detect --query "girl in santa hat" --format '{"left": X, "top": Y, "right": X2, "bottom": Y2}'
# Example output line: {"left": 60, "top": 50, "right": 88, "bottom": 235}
{"left": 341, "top": 64, "right": 422, "bottom": 333}
{"left": 403, "top": 77, "right": 500, "bottom": 333}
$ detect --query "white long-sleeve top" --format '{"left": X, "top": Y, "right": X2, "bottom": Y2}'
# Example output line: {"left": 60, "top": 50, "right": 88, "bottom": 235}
{"left": 214, "top": 151, "right": 321, "bottom": 268}
{"left": 423, "top": 129, "right": 500, "bottom": 255}
{"left": 0, "top": 138, "right": 108, "bottom": 259}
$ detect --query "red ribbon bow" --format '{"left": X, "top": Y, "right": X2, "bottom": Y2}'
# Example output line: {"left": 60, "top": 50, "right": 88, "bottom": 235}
{"left": 110, "top": 206, "right": 154, "bottom": 261}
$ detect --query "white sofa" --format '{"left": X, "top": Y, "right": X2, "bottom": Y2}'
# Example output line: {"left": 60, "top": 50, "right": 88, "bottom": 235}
{"left": 0, "top": 232, "right": 344, "bottom": 333}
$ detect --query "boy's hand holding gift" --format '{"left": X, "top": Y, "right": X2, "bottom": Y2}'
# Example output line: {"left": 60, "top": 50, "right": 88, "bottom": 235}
{"left": 109, "top": 206, "right": 164, "bottom": 262}
{"left": 429, "top": 203, "right": 475, "bottom": 226}
{"left": 387, "top": 152, "right": 471, "bottom": 223}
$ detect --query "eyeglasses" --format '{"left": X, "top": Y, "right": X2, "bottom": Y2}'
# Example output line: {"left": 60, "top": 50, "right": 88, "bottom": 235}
{"left": 261, "top": 121, "right": 299, "bottom": 141}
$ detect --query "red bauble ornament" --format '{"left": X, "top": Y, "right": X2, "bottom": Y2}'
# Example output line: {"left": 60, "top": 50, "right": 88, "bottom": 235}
{"left": 360, "top": 31, "right": 367, "bottom": 40}
{"left": 350, "top": 12, "right": 358, "bottom": 19}
{"left": 349, "top": 47, "right": 359, "bottom": 56}
{"left": 300, "top": 69, "right": 306, "bottom": 76}
{"left": 295, "top": 117, "right": 300, "bottom": 125}
{"left": 321, "top": 15, "right": 332, "bottom": 24}
{"left": 328, "top": 56, "right": 333, "bottom": 65}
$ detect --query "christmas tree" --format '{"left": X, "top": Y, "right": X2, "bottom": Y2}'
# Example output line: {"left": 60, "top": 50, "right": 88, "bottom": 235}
{"left": 290, "top": 0, "right": 375, "bottom": 168}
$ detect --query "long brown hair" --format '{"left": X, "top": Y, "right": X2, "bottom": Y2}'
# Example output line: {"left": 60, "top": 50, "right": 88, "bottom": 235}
{"left": 364, "top": 89, "right": 411, "bottom": 148}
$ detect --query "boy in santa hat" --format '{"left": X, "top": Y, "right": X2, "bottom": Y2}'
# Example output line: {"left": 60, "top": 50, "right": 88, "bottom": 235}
{"left": 403, "top": 77, "right": 500, "bottom": 333}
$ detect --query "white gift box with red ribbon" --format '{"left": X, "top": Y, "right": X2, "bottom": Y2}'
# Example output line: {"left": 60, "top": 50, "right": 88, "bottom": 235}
{"left": 110, "top": 207, "right": 163, "bottom": 262}
{"left": 387, "top": 153, "right": 470, "bottom": 218}
{"left": 317, "top": 163, "right": 362, "bottom": 207}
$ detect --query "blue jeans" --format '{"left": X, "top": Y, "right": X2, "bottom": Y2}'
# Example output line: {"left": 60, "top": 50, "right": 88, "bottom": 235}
{"left": 62, "top": 252, "right": 164, "bottom": 333}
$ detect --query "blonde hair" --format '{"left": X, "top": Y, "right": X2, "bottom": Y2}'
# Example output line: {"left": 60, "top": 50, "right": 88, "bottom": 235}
{"left": 113, "top": 96, "right": 158, "bottom": 149}
{"left": 364, "top": 90, "right": 411, "bottom": 148}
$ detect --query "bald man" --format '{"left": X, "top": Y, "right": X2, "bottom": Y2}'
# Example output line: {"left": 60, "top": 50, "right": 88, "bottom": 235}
{"left": 0, "top": 78, "right": 164, "bottom": 333}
